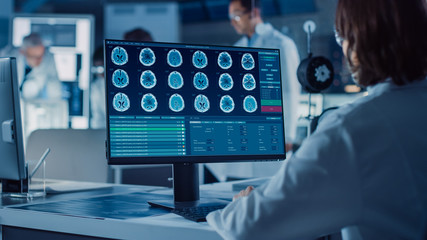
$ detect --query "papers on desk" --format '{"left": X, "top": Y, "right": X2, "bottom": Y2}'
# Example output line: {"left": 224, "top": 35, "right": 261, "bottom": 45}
{"left": 30, "top": 179, "right": 112, "bottom": 194}
{"left": 10, "top": 192, "right": 171, "bottom": 220}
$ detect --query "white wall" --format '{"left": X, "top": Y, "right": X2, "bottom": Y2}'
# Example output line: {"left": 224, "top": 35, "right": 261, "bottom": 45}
{"left": 104, "top": 2, "right": 180, "bottom": 42}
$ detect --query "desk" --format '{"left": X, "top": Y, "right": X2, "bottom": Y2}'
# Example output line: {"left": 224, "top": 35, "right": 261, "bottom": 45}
{"left": 0, "top": 181, "right": 237, "bottom": 240}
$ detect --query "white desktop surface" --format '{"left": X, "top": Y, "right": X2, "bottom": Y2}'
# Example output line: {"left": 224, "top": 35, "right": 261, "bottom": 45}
{"left": 0, "top": 207, "right": 221, "bottom": 240}
{"left": 0, "top": 180, "right": 259, "bottom": 240}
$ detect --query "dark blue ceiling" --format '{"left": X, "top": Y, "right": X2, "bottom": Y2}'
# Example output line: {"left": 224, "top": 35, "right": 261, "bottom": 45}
{"left": 15, "top": 0, "right": 317, "bottom": 23}
{"left": 180, "top": 0, "right": 317, "bottom": 23}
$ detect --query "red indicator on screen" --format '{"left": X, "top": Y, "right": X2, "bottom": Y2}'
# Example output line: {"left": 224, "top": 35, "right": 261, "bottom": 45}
{"left": 261, "top": 106, "right": 282, "bottom": 112}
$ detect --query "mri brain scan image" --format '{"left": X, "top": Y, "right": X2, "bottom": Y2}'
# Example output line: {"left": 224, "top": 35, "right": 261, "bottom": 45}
{"left": 168, "top": 71, "right": 184, "bottom": 89}
{"left": 112, "top": 69, "right": 129, "bottom": 88}
{"left": 193, "top": 72, "right": 209, "bottom": 90}
{"left": 140, "top": 70, "right": 157, "bottom": 89}
{"left": 242, "top": 73, "right": 256, "bottom": 91}
{"left": 113, "top": 93, "right": 130, "bottom": 112}
{"left": 241, "top": 53, "right": 255, "bottom": 70}
{"left": 111, "top": 46, "right": 128, "bottom": 66}
{"left": 194, "top": 94, "right": 210, "bottom": 113}
{"left": 243, "top": 95, "right": 258, "bottom": 113}
{"left": 192, "top": 50, "right": 208, "bottom": 69}
{"left": 218, "top": 73, "right": 234, "bottom": 91}
{"left": 218, "top": 52, "right": 232, "bottom": 69}
{"left": 167, "top": 49, "right": 183, "bottom": 67}
{"left": 169, "top": 93, "right": 185, "bottom": 112}
{"left": 141, "top": 93, "right": 158, "bottom": 112}
{"left": 139, "top": 48, "right": 156, "bottom": 66}
{"left": 220, "top": 95, "right": 235, "bottom": 113}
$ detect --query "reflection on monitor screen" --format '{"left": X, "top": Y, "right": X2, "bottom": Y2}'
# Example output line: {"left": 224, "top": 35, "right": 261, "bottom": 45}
{"left": 104, "top": 40, "right": 286, "bottom": 208}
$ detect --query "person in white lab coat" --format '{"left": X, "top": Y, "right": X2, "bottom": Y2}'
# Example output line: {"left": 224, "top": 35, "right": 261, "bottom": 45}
{"left": 230, "top": 0, "right": 300, "bottom": 147}
{"left": 206, "top": 0, "right": 301, "bottom": 182}
{"left": 16, "top": 32, "right": 62, "bottom": 100}
{"left": 207, "top": 0, "right": 427, "bottom": 239}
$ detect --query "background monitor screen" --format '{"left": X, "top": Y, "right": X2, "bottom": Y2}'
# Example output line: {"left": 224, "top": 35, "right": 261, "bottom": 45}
{"left": 0, "top": 57, "right": 26, "bottom": 181}
{"left": 105, "top": 40, "right": 286, "bottom": 165}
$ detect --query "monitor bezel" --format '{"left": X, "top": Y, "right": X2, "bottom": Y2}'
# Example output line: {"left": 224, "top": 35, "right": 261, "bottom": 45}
{"left": 104, "top": 39, "right": 286, "bottom": 165}
{"left": 0, "top": 57, "right": 26, "bottom": 180}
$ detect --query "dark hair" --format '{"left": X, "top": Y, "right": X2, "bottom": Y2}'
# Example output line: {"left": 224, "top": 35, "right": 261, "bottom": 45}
{"left": 230, "top": 0, "right": 260, "bottom": 12}
{"left": 92, "top": 45, "right": 104, "bottom": 63}
{"left": 335, "top": 0, "right": 427, "bottom": 86}
{"left": 123, "top": 28, "right": 153, "bottom": 42}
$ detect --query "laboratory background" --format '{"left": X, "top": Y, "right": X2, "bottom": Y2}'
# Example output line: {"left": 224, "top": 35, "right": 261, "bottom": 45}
{"left": 0, "top": 0, "right": 373, "bottom": 194}
{"left": 1, "top": 0, "right": 426, "bottom": 239}
{"left": 0, "top": 0, "right": 370, "bottom": 188}
{"left": 0, "top": 0, "right": 362, "bottom": 135}
{"left": 0, "top": 0, "right": 360, "bottom": 233}
{"left": 0, "top": 0, "right": 364, "bottom": 186}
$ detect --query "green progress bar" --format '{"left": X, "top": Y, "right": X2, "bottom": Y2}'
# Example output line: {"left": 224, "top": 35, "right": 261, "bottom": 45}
{"left": 261, "top": 100, "right": 282, "bottom": 106}
{"left": 110, "top": 128, "right": 185, "bottom": 131}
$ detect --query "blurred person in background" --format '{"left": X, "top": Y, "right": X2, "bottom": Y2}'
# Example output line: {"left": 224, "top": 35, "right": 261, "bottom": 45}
{"left": 14, "top": 32, "right": 61, "bottom": 100}
{"left": 205, "top": 0, "right": 302, "bottom": 182}
{"left": 229, "top": 0, "right": 301, "bottom": 149}
{"left": 123, "top": 28, "right": 154, "bottom": 42}
{"left": 90, "top": 28, "right": 153, "bottom": 128}
{"left": 90, "top": 46, "right": 106, "bottom": 129}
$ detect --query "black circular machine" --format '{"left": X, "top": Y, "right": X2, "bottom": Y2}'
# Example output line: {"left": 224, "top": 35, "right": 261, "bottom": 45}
{"left": 297, "top": 20, "right": 334, "bottom": 93}
{"left": 297, "top": 55, "right": 334, "bottom": 93}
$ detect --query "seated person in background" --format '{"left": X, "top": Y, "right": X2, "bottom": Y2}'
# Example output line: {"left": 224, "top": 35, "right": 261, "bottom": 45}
{"left": 17, "top": 32, "right": 62, "bottom": 100}
{"left": 90, "top": 27, "right": 153, "bottom": 128}
{"left": 90, "top": 46, "right": 106, "bottom": 129}
{"left": 123, "top": 27, "right": 153, "bottom": 42}
{"left": 207, "top": 0, "right": 427, "bottom": 239}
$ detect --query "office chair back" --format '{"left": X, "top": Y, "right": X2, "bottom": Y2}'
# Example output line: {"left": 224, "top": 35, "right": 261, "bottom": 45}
{"left": 26, "top": 129, "right": 111, "bottom": 183}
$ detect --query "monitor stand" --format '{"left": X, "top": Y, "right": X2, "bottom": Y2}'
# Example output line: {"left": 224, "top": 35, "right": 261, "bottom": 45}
{"left": 148, "top": 163, "right": 229, "bottom": 210}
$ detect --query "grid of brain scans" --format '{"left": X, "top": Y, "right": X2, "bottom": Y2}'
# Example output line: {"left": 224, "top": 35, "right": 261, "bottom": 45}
{"left": 105, "top": 40, "right": 285, "bottom": 158}
{"left": 107, "top": 43, "right": 264, "bottom": 115}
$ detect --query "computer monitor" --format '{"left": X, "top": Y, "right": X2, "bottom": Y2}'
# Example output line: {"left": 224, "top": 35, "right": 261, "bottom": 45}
{"left": 104, "top": 40, "right": 286, "bottom": 208}
{"left": 0, "top": 57, "right": 27, "bottom": 194}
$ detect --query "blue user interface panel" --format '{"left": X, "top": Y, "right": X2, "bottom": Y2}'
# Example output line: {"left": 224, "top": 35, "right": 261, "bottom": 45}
{"left": 105, "top": 40, "right": 285, "bottom": 163}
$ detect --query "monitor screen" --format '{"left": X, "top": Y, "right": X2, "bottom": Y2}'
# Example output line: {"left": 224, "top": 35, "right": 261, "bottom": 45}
{"left": 104, "top": 40, "right": 286, "bottom": 165}
{"left": 0, "top": 57, "right": 26, "bottom": 181}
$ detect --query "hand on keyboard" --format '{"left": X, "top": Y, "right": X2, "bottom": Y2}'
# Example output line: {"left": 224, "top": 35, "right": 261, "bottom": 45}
{"left": 233, "top": 185, "right": 254, "bottom": 201}
{"left": 172, "top": 204, "right": 227, "bottom": 222}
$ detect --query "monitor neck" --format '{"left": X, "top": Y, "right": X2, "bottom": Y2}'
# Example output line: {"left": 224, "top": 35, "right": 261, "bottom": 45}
{"left": 173, "top": 163, "right": 199, "bottom": 203}
{"left": 148, "top": 163, "right": 230, "bottom": 210}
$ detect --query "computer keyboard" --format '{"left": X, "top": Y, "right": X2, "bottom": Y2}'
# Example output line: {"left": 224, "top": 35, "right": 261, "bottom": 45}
{"left": 172, "top": 204, "right": 227, "bottom": 222}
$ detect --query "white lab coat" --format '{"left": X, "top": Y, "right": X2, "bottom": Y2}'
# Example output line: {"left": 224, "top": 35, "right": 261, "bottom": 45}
{"left": 15, "top": 49, "right": 62, "bottom": 100}
{"left": 207, "top": 77, "right": 427, "bottom": 240}
{"left": 90, "top": 76, "right": 106, "bottom": 129}
{"left": 235, "top": 22, "right": 301, "bottom": 141}
{"left": 206, "top": 23, "right": 301, "bottom": 181}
